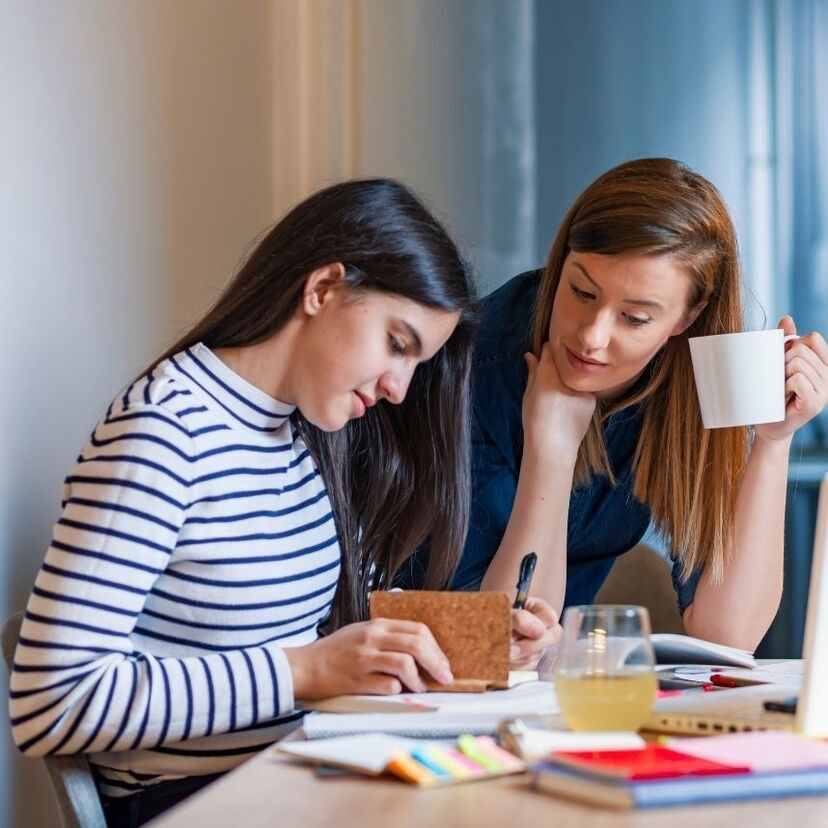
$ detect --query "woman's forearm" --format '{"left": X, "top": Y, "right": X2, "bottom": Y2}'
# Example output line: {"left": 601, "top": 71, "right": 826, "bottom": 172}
{"left": 683, "top": 435, "right": 791, "bottom": 650}
{"left": 480, "top": 449, "right": 576, "bottom": 614}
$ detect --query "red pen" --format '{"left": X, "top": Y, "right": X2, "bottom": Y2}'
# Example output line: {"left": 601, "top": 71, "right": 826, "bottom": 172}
{"left": 710, "top": 674, "right": 756, "bottom": 688}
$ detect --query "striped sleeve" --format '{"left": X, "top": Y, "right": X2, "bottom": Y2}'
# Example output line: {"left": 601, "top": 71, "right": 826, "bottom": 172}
{"left": 9, "top": 404, "right": 295, "bottom": 757}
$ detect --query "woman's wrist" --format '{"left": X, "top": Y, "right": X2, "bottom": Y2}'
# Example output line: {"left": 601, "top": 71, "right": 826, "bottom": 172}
{"left": 751, "top": 430, "right": 794, "bottom": 456}
{"left": 522, "top": 433, "right": 580, "bottom": 469}
{"left": 283, "top": 644, "right": 313, "bottom": 700}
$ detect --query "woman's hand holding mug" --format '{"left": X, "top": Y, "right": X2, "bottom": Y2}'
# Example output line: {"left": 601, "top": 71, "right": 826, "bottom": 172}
{"left": 754, "top": 317, "right": 828, "bottom": 443}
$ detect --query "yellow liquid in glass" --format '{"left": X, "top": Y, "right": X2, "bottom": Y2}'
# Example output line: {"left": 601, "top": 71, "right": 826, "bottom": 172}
{"left": 555, "top": 671, "right": 657, "bottom": 731}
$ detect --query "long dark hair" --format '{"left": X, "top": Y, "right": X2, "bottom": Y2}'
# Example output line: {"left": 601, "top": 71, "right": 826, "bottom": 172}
{"left": 150, "top": 178, "right": 478, "bottom": 627}
{"left": 530, "top": 158, "right": 748, "bottom": 582}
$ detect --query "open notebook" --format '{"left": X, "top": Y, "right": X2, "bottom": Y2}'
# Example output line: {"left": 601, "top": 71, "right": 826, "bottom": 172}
{"left": 302, "top": 679, "right": 558, "bottom": 740}
{"left": 651, "top": 634, "right": 756, "bottom": 668}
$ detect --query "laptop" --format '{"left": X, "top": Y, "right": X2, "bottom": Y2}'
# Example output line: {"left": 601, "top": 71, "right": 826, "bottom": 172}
{"left": 644, "top": 473, "right": 828, "bottom": 737}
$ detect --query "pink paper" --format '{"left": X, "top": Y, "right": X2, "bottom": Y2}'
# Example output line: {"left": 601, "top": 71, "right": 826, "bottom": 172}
{"left": 671, "top": 731, "right": 828, "bottom": 773}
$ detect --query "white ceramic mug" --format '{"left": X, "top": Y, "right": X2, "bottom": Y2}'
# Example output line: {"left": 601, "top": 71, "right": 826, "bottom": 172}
{"left": 688, "top": 329, "right": 798, "bottom": 429}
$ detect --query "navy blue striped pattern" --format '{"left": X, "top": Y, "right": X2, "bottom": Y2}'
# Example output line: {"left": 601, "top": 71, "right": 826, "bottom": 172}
{"left": 9, "top": 343, "right": 340, "bottom": 797}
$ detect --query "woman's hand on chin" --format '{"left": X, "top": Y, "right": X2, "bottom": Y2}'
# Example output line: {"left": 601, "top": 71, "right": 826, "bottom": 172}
{"left": 754, "top": 318, "right": 827, "bottom": 445}
{"left": 509, "top": 596, "right": 562, "bottom": 670}
{"left": 523, "top": 343, "right": 596, "bottom": 461}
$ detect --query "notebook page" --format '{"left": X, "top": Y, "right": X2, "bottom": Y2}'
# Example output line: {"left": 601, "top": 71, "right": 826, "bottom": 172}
{"left": 278, "top": 734, "right": 422, "bottom": 774}
{"left": 302, "top": 677, "right": 556, "bottom": 716}
{"left": 399, "top": 679, "right": 557, "bottom": 715}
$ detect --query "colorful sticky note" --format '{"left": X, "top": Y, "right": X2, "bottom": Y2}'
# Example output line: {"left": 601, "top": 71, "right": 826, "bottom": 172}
{"left": 387, "top": 752, "right": 437, "bottom": 785}
{"left": 411, "top": 747, "right": 452, "bottom": 779}
{"left": 457, "top": 734, "right": 504, "bottom": 772}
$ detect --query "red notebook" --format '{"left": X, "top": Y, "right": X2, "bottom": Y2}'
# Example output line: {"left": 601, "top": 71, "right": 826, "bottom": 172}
{"left": 549, "top": 745, "right": 750, "bottom": 781}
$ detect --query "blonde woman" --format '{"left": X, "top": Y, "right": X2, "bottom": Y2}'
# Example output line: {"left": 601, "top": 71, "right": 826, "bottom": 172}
{"left": 452, "top": 158, "right": 827, "bottom": 654}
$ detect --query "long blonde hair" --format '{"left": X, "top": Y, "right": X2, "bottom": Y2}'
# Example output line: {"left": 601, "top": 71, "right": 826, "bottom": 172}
{"left": 530, "top": 158, "right": 749, "bottom": 582}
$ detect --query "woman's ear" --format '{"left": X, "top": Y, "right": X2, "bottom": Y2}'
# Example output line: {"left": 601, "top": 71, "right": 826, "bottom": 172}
{"left": 302, "top": 263, "right": 347, "bottom": 317}
{"left": 671, "top": 299, "right": 708, "bottom": 337}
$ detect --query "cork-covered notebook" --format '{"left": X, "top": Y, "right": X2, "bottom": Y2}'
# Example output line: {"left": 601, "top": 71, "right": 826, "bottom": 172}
{"left": 369, "top": 591, "right": 510, "bottom": 692}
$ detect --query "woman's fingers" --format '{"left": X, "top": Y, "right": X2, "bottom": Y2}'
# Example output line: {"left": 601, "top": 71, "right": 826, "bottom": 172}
{"left": 381, "top": 632, "right": 453, "bottom": 686}
{"left": 371, "top": 619, "right": 453, "bottom": 685}
{"left": 511, "top": 624, "right": 562, "bottom": 667}
{"left": 523, "top": 596, "right": 559, "bottom": 627}
{"left": 510, "top": 597, "right": 562, "bottom": 668}
{"left": 370, "top": 651, "right": 428, "bottom": 693}
{"left": 786, "top": 355, "right": 823, "bottom": 394}
{"left": 778, "top": 315, "right": 797, "bottom": 337}
{"left": 786, "top": 338, "right": 828, "bottom": 375}
{"left": 359, "top": 673, "right": 404, "bottom": 695}
{"left": 786, "top": 373, "right": 820, "bottom": 415}
{"left": 799, "top": 331, "right": 828, "bottom": 365}
{"left": 511, "top": 608, "right": 546, "bottom": 640}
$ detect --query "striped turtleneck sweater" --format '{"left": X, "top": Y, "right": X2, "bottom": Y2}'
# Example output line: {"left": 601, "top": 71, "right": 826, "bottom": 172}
{"left": 9, "top": 343, "right": 341, "bottom": 797}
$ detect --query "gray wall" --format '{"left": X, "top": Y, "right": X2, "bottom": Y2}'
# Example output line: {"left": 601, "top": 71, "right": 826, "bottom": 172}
{"left": 1, "top": 3, "right": 277, "bottom": 826}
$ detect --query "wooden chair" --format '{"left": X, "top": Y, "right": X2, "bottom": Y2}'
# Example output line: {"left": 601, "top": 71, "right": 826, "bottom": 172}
{"left": 594, "top": 543, "right": 685, "bottom": 634}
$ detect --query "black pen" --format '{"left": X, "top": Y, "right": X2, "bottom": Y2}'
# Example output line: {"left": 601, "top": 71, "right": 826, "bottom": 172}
{"left": 513, "top": 552, "right": 537, "bottom": 610}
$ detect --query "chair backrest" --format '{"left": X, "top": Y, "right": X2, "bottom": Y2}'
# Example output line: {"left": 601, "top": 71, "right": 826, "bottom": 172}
{"left": 594, "top": 544, "right": 685, "bottom": 635}
{"left": 3, "top": 612, "right": 107, "bottom": 828}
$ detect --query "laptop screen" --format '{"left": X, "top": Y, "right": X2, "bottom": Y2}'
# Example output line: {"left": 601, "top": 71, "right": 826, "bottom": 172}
{"left": 796, "top": 474, "right": 828, "bottom": 737}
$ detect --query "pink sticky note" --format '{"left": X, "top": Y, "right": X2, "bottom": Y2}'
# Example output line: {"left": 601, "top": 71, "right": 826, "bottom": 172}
{"left": 670, "top": 731, "right": 828, "bottom": 773}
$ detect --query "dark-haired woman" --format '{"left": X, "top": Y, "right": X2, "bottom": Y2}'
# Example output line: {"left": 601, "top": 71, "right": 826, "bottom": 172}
{"left": 9, "top": 179, "right": 518, "bottom": 827}
{"left": 456, "top": 158, "right": 826, "bottom": 654}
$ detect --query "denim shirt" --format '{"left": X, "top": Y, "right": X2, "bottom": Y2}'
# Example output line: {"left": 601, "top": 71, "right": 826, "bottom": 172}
{"left": 449, "top": 269, "right": 700, "bottom": 613}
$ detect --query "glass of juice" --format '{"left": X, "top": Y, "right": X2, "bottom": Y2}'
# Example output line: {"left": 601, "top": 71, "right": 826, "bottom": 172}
{"left": 553, "top": 605, "right": 657, "bottom": 731}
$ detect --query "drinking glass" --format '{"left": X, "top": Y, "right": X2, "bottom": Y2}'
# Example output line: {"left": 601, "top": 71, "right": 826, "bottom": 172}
{"left": 553, "top": 605, "right": 657, "bottom": 731}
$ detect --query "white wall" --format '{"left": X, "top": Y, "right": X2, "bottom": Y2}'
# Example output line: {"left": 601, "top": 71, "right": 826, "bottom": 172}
{"left": 1, "top": 3, "right": 278, "bottom": 825}
{"left": 357, "top": 0, "right": 537, "bottom": 292}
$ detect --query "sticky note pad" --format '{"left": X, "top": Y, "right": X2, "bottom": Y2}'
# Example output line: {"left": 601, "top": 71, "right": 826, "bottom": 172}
{"left": 411, "top": 747, "right": 451, "bottom": 779}
{"left": 387, "top": 752, "right": 437, "bottom": 785}
{"left": 458, "top": 734, "right": 504, "bottom": 772}
{"left": 474, "top": 736, "right": 525, "bottom": 771}
{"left": 421, "top": 746, "right": 476, "bottom": 779}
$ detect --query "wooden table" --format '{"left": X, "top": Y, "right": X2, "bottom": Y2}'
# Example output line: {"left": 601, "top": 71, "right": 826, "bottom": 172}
{"left": 150, "top": 740, "right": 828, "bottom": 828}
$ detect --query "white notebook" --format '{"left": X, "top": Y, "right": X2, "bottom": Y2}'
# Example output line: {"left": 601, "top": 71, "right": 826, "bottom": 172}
{"left": 651, "top": 633, "right": 757, "bottom": 668}
{"left": 302, "top": 680, "right": 558, "bottom": 740}
{"left": 278, "top": 734, "right": 422, "bottom": 774}
{"left": 303, "top": 711, "right": 522, "bottom": 740}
